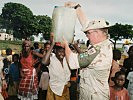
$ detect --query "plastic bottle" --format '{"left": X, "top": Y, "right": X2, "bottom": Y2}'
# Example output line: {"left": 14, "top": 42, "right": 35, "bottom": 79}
{"left": 52, "top": 6, "right": 77, "bottom": 43}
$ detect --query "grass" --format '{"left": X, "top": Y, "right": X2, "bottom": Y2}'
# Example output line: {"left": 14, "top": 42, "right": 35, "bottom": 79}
{"left": 0, "top": 40, "right": 45, "bottom": 54}
{"left": 0, "top": 40, "right": 22, "bottom": 54}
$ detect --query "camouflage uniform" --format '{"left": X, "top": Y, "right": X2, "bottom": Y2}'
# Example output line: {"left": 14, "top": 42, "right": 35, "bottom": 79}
{"left": 69, "top": 39, "right": 112, "bottom": 100}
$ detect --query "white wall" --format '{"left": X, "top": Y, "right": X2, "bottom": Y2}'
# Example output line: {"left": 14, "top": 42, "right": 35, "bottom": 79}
{"left": 0, "top": 33, "right": 13, "bottom": 40}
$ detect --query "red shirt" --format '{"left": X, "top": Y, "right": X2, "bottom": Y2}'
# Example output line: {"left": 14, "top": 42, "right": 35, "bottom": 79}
{"left": 110, "top": 86, "right": 130, "bottom": 100}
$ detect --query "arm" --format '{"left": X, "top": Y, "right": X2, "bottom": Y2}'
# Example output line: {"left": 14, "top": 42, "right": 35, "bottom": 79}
{"left": 63, "top": 39, "right": 80, "bottom": 69}
{"left": 65, "top": 2, "right": 89, "bottom": 28}
{"left": 72, "top": 43, "right": 82, "bottom": 53}
{"left": 0, "top": 71, "right": 7, "bottom": 89}
{"left": 32, "top": 51, "right": 44, "bottom": 58}
{"left": 76, "top": 7, "right": 89, "bottom": 28}
{"left": 63, "top": 39, "right": 72, "bottom": 62}
{"left": 0, "top": 59, "right": 7, "bottom": 89}
{"left": 42, "top": 43, "right": 54, "bottom": 66}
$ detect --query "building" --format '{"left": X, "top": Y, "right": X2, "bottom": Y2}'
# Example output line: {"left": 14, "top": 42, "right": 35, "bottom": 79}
{"left": 0, "top": 32, "right": 13, "bottom": 41}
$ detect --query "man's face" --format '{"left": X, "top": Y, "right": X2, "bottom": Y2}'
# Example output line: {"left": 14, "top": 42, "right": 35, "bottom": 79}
{"left": 55, "top": 48, "right": 65, "bottom": 61}
{"left": 45, "top": 44, "right": 50, "bottom": 52}
{"left": 85, "top": 29, "right": 106, "bottom": 45}
{"left": 85, "top": 29, "right": 98, "bottom": 44}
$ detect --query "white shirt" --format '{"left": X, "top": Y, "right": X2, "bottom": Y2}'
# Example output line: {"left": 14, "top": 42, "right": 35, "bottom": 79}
{"left": 39, "top": 72, "right": 49, "bottom": 90}
{"left": 48, "top": 55, "right": 71, "bottom": 96}
{"left": 127, "top": 71, "right": 133, "bottom": 94}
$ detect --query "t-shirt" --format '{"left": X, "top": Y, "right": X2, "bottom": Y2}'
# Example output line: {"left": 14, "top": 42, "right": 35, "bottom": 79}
{"left": 127, "top": 71, "right": 133, "bottom": 94}
{"left": 110, "top": 86, "right": 129, "bottom": 100}
{"left": 9, "top": 63, "right": 20, "bottom": 82}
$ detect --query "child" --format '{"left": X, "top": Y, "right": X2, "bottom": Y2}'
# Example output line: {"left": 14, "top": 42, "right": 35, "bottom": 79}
{"left": 109, "top": 49, "right": 121, "bottom": 86}
{"left": 38, "top": 42, "right": 50, "bottom": 100}
{"left": 42, "top": 42, "right": 71, "bottom": 100}
{"left": 127, "top": 71, "right": 133, "bottom": 100}
{"left": 8, "top": 54, "right": 20, "bottom": 100}
{"left": 110, "top": 71, "right": 129, "bottom": 100}
{"left": 123, "top": 46, "right": 133, "bottom": 88}
{"left": 3, "top": 48, "right": 13, "bottom": 84}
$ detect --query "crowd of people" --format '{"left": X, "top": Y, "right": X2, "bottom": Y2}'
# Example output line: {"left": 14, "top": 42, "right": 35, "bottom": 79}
{"left": 0, "top": 1, "right": 133, "bottom": 100}
{"left": 1, "top": 37, "right": 133, "bottom": 100}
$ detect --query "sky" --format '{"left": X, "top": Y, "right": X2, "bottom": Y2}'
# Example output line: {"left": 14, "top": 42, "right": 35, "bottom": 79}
{"left": 0, "top": 0, "right": 133, "bottom": 41}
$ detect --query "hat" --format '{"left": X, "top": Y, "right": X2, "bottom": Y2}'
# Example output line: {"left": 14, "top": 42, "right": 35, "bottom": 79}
{"left": 55, "top": 42, "right": 61, "bottom": 46}
{"left": 82, "top": 19, "right": 110, "bottom": 32}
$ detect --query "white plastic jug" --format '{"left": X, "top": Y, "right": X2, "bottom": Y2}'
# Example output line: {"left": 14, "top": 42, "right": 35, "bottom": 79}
{"left": 52, "top": 6, "right": 77, "bottom": 43}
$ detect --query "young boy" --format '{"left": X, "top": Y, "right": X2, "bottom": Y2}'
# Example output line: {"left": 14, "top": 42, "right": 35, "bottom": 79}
{"left": 110, "top": 71, "right": 129, "bottom": 100}
{"left": 109, "top": 49, "right": 121, "bottom": 86}
{"left": 8, "top": 54, "right": 20, "bottom": 100}
{"left": 42, "top": 42, "right": 71, "bottom": 100}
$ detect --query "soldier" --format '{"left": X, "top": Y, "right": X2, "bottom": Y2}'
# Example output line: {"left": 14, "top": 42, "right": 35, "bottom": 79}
{"left": 63, "top": 2, "right": 113, "bottom": 100}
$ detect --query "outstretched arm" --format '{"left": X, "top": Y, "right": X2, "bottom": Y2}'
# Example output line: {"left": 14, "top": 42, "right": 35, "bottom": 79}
{"left": 42, "top": 42, "right": 54, "bottom": 66}
{"left": 32, "top": 51, "right": 44, "bottom": 58}
{"left": 76, "top": 7, "right": 89, "bottom": 28}
{"left": 62, "top": 38, "right": 72, "bottom": 62}
{"left": 62, "top": 38, "right": 80, "bottom": 69}
{"left": 72, "top": 43, "right": 82, "bottom": 54}
{"left": 65, "top": 1, "right": 89, "bottom": 28}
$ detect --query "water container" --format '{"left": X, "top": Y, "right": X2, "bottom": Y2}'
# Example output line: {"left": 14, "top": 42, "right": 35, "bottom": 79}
{"left": 52, "top": 6, "right": 77, "bottom": 43}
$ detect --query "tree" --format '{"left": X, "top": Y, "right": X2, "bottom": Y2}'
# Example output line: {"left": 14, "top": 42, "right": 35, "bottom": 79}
{"left": 109, "top": 23, "right": 133, "bottom": 49}
{"left": 40, "top": 37, "right": 44, "bottom": 42}
{"left": 32, "top": 15, "right": 52, "bottom": 40}
{"left": 1, "top": 2, "right": 34, "bottom": 39}
{"left": 30, "top": 36, "right": 34, "bottom": 41}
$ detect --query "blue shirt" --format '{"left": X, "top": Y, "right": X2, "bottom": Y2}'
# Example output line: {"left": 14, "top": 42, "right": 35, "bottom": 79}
{"left": 9, "top": 63, "right": 20, "bottom": 82}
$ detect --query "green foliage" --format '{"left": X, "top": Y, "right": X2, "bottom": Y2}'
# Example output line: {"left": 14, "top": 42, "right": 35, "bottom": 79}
{"left": 0, "top": 40, "right": 22, "bottom": 54}
{"left": 40, "top": 37, "right": 43, "bottom": 42}
{"left": 30, "top": 36, "right": 34, "bottom": 41}
{"left": 109, "top": 23, "right": 133, "bottom": 40}
{"left": 1, "top": 2, "right": 34, "bottom": 39}
{"left": 0, "top": 15, "right": 3, "bottom": 29}
{"left": 0, "top": 40, "right": 44, "bottom": 54}
{"left": 109, "top": 23, "right": 133, "bottom": 48}
{"left": 1, "top": 2, "right": 52, "bottom": 40}
{"left": 32, "top": 15, "right": 52, "bottom": 40}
